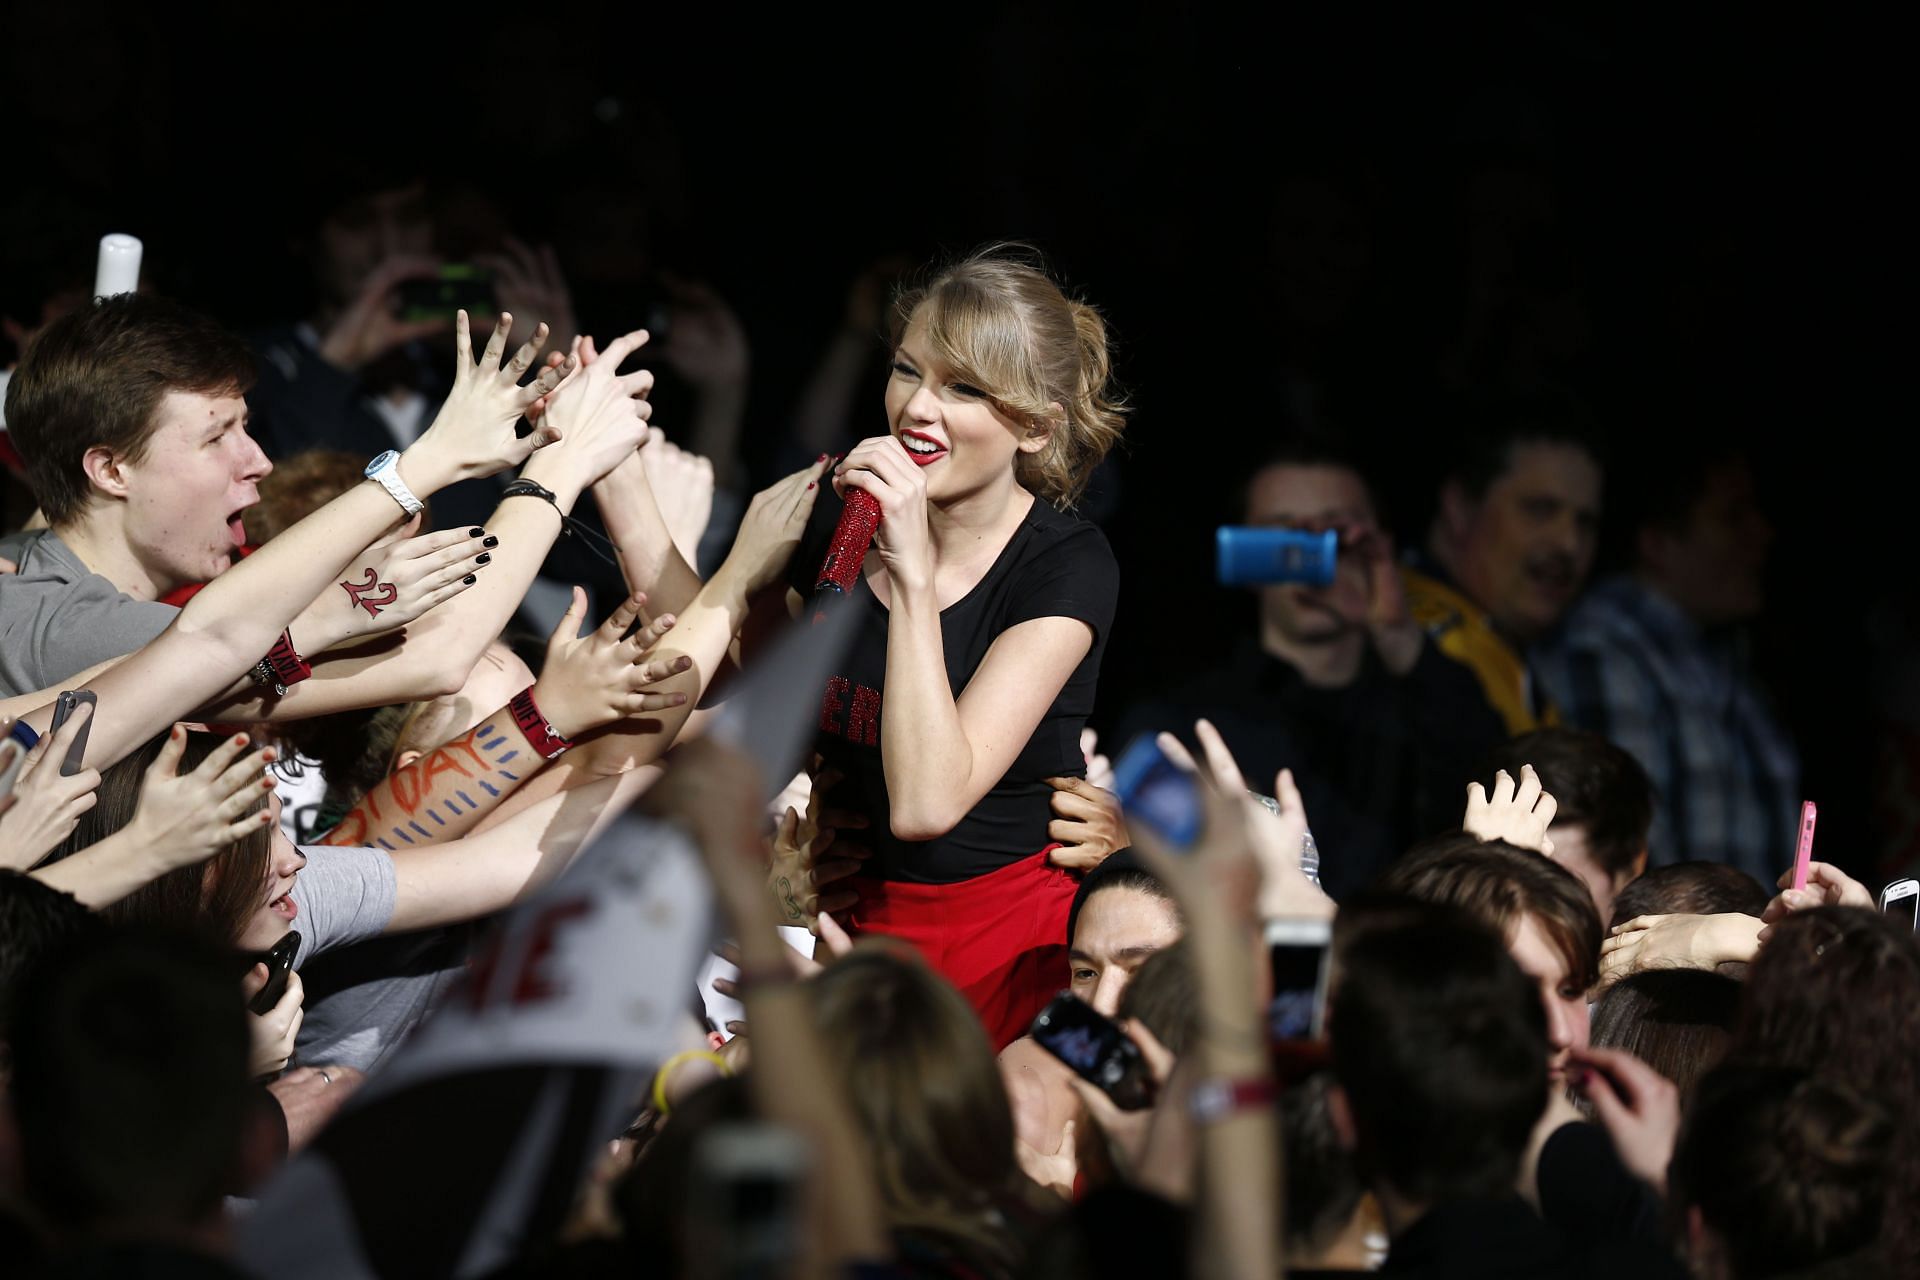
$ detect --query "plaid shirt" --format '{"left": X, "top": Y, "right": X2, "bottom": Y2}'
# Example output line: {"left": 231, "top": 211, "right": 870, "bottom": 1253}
{"left": 1535, "top": 575, "right": 1799, "bottom": 882}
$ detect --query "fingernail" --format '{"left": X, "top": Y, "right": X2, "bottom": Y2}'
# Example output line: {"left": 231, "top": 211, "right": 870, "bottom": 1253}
{"left": 463, "top": 574, "right": 478, "bottom": 585}
{"left": 476, "top": 553, "right": 492, "bottom": 565}
{"left": 807, "top": 481, "right": 816, "bottom": 490}
{"left": 817, "top": 453, "right": 828, "bottom": 463}
{"left": 469, "top": 527, "right": 484, "bottom": 536}
{"left": 482, "top": 536, "right": 499, "bottom": 548}
{"left": 234, "top": 734, "right": 249, "bottom": 746}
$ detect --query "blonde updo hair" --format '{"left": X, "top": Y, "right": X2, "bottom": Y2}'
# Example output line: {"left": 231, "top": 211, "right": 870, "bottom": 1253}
{"left": 889, "top": 244, "right": 1126, "bottom": 509}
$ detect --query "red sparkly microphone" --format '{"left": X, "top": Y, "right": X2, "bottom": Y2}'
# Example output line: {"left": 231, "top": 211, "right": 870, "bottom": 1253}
{"left": 812, "top": 488, "right": 882, "bottom": 621}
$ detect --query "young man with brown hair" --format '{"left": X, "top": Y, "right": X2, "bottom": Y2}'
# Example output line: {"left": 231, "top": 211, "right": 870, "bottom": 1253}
{"left": 0, "top": 293, "right": 269, "bottom": 694}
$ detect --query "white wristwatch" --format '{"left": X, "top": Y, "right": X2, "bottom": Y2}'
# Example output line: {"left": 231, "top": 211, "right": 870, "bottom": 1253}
{"left": 364, "top": 450, "right": 424, "bottom": 516}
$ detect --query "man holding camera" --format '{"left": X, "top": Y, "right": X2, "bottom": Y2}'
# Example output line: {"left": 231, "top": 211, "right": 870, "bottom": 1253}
{"left": 1117, "top": 441, "right": 1504, "bottom": 897}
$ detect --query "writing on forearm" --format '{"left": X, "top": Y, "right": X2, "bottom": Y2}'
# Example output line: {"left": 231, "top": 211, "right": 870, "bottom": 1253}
{"left": 322, "top": 720, "right": 527, "bottom": 850}
{"left": 340, "top": 568, "right": 399, "bottom": 618}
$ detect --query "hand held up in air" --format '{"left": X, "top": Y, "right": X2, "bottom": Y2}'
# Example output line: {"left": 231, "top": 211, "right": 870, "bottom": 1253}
{"left": 1464, "top": 764, "right": 1558, "bottom": 855}
{"left": 532, "top": 587, "right": 690, "bottom": 739}
{"left": 398, "top": 311, "right": 573, "bottom": 494}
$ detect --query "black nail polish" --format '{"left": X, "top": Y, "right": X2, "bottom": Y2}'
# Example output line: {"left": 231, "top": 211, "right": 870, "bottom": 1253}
{"left": 468, "top": 527, "right": 484, "bottom": 537}
{"left": 482, "top": 536, "right": 499, "bottom": 548}
{"left": 476, "top": 552, "right": 492, "bottom": 565}
{"left": 463, "top": 574, "right": 477, "bottom": 585}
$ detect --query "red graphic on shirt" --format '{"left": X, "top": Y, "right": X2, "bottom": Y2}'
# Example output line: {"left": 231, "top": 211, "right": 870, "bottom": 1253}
{"left": 819, "top": 676, "right": 881, "bottom": 746}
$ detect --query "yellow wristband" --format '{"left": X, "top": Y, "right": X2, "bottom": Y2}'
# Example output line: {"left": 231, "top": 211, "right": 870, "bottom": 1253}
{"left": 650, "top": 1048, "right": 731, "bottom": 1115}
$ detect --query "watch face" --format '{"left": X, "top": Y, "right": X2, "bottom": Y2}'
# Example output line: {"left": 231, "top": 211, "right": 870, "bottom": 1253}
{"left": 367, "top": 450, "right": 397, "bottom": 476}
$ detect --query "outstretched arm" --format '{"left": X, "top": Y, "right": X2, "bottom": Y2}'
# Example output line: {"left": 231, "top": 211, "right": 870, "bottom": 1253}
{"left": 199, "top": 324, "right": 657, "bottom": 722}
{"left": 320, "top": 592, "right": 684, "bottom": 850}
{"left": 20, "top": 314, "right": 572, "bottom": 769}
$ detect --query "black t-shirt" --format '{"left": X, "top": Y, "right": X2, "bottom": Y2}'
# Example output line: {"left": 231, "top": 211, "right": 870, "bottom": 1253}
{"left": 785, "top": 490, "right": 1119, "bottom": 884}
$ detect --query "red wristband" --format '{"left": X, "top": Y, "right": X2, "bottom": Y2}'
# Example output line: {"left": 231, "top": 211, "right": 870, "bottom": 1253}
{"left": 265, "top": 629, "right": 312, "bottom": 688}
{"left": 1188, "top": 1076, "right": 1278, "bottom": 1125}
{"left": 510, "top": 686, "right": 574, "bottom": 760}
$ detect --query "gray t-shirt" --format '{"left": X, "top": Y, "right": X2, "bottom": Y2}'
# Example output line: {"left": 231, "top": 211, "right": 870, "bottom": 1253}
{"left": 0, "top": 529, "right": 178, "bottom": 697}
{"left": 289, "top": 843, "right": 472, "bottom": 1075}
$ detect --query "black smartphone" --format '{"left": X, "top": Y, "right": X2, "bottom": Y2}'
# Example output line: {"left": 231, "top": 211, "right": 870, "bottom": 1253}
{"left": 395, "top": 265, "right": 495, "bottom": 323}
{"left": 247, "top": 931, "right": 301, "bottom": 1015}
{"left": 1029, "top": 992, "right": 1156, "bottom": 1110}
{"left": 49, "top": 689, "right": 97, "bottom": 777}
{"left": 1266, "top": 918, "right": 1333, "bottom": 1042}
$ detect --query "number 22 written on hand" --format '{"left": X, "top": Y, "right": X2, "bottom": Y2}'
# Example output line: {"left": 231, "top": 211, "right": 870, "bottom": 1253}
{"left": 340, "top": 567, "right": 399, "bottom": 617}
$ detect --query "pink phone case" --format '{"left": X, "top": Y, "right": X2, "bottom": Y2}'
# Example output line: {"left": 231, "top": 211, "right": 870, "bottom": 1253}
{"left": 1791, "top": 801, "right": 1818, "bottom": 891}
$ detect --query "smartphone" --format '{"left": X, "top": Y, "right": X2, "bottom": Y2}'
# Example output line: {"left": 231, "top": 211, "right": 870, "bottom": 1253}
{"left": 1266, "top": 917, "right": 1333, "bottom": 1042}
{"left": 1880, "top": 879, "right": 1919, "bottom": 931}
{"left": 49, "top": 690, "right": 97, "bottom": 777}
{"left": 247, "top": 931, "right": 301, "bottom": 1015}
{"left": 1111, "top": 733, "right": 1201, "bottom": 849}
{"left": 1791, "top": 800, "right": 1818, "bottom": 891}
{"left": 395, "top": 265, "right": 495, "bottom": 323}
{"left": 1029, "top": 991, "right": 1156, "bottom": 1110}
{"left": 1216, "top": 526, "right": 1339, "bottom": 587}
{"left": 685, "top": 1122, "right": 810, "bottom": 1280}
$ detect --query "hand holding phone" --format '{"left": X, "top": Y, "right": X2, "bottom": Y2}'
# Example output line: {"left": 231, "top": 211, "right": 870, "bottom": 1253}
{"left": 247, "top": 931, "right": 301, "bottom": 1016}
{"left": 49, "top": 690, "right": 97, "bottom": 777}
{"left": 1029, "top": 992, "right": 1157, "bottom": 1111}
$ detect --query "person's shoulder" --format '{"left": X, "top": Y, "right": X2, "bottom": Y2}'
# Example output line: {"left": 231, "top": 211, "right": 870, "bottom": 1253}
{"left": 1015, "top": 500, "right": 1115, "bottom": 568}
{"left": 1555, "top": 577, "right": 1674, "bottom": 651}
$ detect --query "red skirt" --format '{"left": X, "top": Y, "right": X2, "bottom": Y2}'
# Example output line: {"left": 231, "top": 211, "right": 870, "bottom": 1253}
{"left": 839, "top": 848, "right": 1077, "bottom": 1051}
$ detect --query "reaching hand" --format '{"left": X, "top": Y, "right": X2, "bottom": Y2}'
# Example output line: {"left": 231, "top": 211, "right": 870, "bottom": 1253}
{"left": 533, "top": 328, "right": 658, "bottom": 487}
{"left": 123, "top": 727, "right": 278, "bottom": 875}
{"left": 1080, "top": 727, "right": 1115, "bottom": 791}
{"left": 1599, "top": 912, "right": 1762, "bottom": 989}
{"left": 1157, "top": 721, "right": 1332, "bottom": 922}
{"left": 0, "top": 704, "right": 102, "bottom": 870}
{"left": 476, "top": 238, "right": 578, "bottom": 352}
{"left": 533, "top": 587, "right": 690, "bottom": 739}
{"left": 1568, "top": 1045, "right": 1681, "bottom": 1194}
{"left": 316, "top": 255, "right": 448, "bottom": 373}
{"left": 640, "top": 428, "right": 717, "bottom": 565}
{"left": 1464, "top": 764, "right": 1558, "bottom": 855}
{"left": 1347, "top": 526, "right": 1422, "bottom": 675}
{"left": 1125, "top": 728, "right": 1266, "bottom": 930}
{"left": 711, "top": 910, "right": 855, "bottom": 1004}
{"left": 718, "top": 458, "right": 832, "bottom": 595}
{"left": 765, "top": 782, "right": 869, "bottom": 932}
{"left": 243, "top": 965, "right": 304, "bottom": 1078}
{"left": 405, "top": 311, "right": 572, "bottom": 490}
{"left": 1045, "top": 776, "right": 1128, "bottom": 872}
{"left": 320, "top": 521, "right": 496, "bottom": 646}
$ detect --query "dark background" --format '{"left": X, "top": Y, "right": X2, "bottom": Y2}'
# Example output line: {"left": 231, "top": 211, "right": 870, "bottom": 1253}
{"left": 3, "top": 6, "right": 1908, "bottom": 881}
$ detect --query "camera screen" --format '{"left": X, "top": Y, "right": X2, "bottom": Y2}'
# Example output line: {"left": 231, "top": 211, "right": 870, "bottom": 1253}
{"left": 1033, "top": 997, "right": 1126, "bottom": 1075}
{"left": 1268, "top": 941, "right": 1327, "bottom": 1041}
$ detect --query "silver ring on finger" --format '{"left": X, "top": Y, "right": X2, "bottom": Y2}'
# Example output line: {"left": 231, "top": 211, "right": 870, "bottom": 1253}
{"left": 318, "top": 1070, "right": 334, "bottom": 1086}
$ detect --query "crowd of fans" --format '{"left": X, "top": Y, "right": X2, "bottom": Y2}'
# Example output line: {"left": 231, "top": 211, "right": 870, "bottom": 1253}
{"left": 0, "top": 155, "right": 1914, "bottom": 1280}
